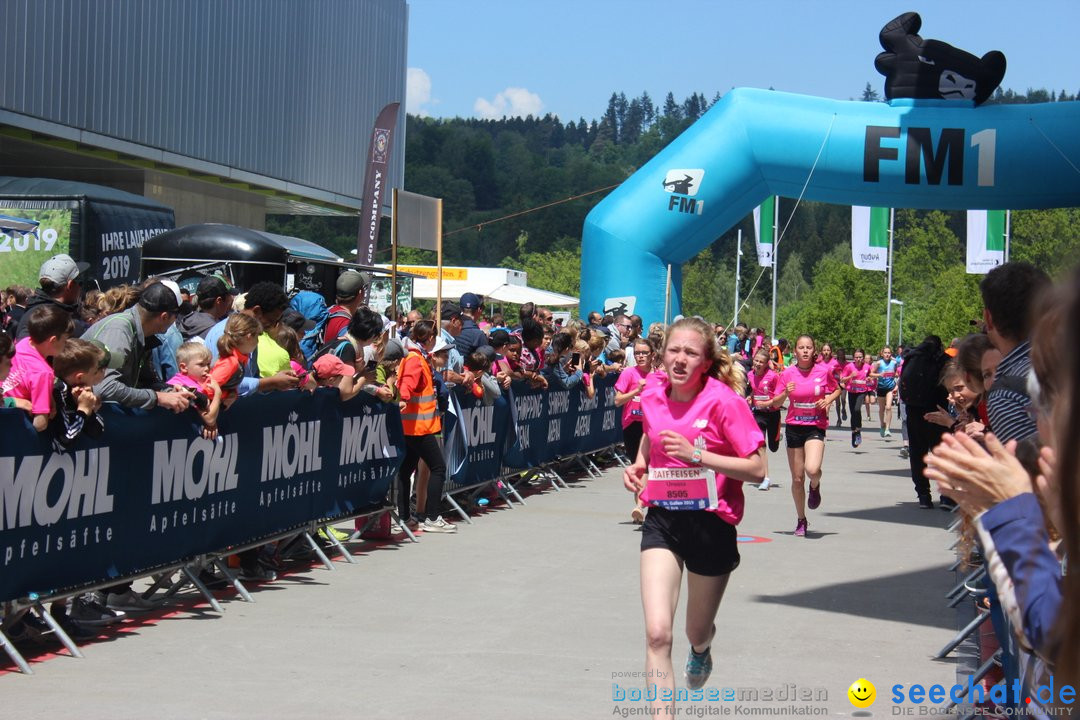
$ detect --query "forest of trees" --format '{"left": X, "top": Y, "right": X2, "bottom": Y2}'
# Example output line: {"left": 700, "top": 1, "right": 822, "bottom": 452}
{"left": 268, "top": 85, "right": 1080, "bottom": 352}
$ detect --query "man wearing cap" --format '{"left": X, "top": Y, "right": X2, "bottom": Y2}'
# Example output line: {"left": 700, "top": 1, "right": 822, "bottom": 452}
{"left": 455, "top": 292, "right": 489, "bottom": 358}
{"left": 324, "top": 270, "right": 369, "bottom": 344}
{"left": 178, "top": 273, "right": 238, "bottom": 340}
{"left": 16, "top": 253, "right": 89, "bottom": 340}
{"left": 438, "top": 302, "right": 467, "bottom": 384}
{"left": 83, "top": 279, "right": 193, "bottom": 413}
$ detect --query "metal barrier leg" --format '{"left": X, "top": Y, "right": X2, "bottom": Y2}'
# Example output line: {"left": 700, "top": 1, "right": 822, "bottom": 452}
{"left": 0, "top": 627, "right": 32, "bottom": 674}
{"left": 33, "top": 603, "right": 83, "bottom": 659}
{"left": 141, "top": 570, "right": 176, "bottom": 599}
{"left": 213, "top": 558, "right": 254, "bottom": 602}
{"left": 181, "top": 565, "right": 225, "bottom": 613}
{"left": 577, "top": 455, "right": 600, "bottom": 478}
{"left": 319, "top": 525, "right": 359, "bottom": 564}
{"left": 492, "top": 481, "right": 516, "bottom": 509}
{"left": 303, "top": 532, "right": 335, "bottom": 571}
{"left": 936, "top": 609, "right": 990, "bottom": 659}
{"left": 944, "top": 649, "right": 1002, "bottom": 713}
{"left": 500, "top": 478, "right": 526, "bottom": 506}
{"left": 547, "top": 467, "right": 570, "bottom": 488}
{"left": 389, "top": 510, "right": 419, "bottom": 543}
{"left": 586, "top": 456, "right": 604, "bottom": 476}
{"left": 947, "top": 518, "right": 962, "bottom": 533}
{"left": 444, "top": 493, "right": 473, "bottom": 524}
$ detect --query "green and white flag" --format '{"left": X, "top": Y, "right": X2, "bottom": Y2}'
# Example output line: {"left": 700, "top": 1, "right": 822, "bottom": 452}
{"left": 966, "top": 210, "right": 1006, "bottom": 274}
{"left": 850, "top": 206, "right": 889, "bottom": 271}
{"left": 752, "top": 196, "right": 776, "bottom": 267}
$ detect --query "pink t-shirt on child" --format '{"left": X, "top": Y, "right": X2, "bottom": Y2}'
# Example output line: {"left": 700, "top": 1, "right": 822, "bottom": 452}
{"left": 638, "top": 375, "right": 764, "bottom": 525}
{"left": 779, "top": 363, "right": 838, "bottom": 429}
{"left": 2, "top": 337, "right": 55, "bottom": 415}
{"left": 748, "top": 368, "right": 782, "bottom": 411}
{"left": 843, "top": 362, "right": 871, "bottom": 393}
{"left": 614, "top": 365, "right": 651, "bottom": 428}
{"left": 166, "top": 372, "right": 216, "bottom": 401}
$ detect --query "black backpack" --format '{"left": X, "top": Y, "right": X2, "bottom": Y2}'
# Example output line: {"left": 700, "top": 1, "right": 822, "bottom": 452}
{"left": 899, "top": 346, "right": 948, "bottom": 407}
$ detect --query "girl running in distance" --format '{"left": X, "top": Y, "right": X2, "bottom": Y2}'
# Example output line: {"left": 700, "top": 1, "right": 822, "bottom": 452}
{"left": 748, "top": 347, "right": 788, "bottom": 491}
{"left": 832, "top": 347, "right": 848, "bottom": 428}
{"left": 817, "top": 343, "right": 841, "bottom": 428}
{"left": 840, "top": 349, "right": 872, "bottom": 448}
{"left": 616, "top": 337, "right": 659, "bottom": 523}
{"left": 624, "top": 318, "right": 765, "bottom": 711}
{"left": 868, "top": 346, "right": 899, "bottom": 439}
{"left": 780, "top": 335, "right": 840, "bottom": 537}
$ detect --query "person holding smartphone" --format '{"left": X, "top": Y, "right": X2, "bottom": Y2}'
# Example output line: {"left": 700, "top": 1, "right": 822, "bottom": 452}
{"left": 543, "top": 331, "right": 584, "bottom": 390}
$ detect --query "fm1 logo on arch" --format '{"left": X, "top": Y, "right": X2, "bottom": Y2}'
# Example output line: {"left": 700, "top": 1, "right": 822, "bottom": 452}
{"left": 662, "top": 168, "right": 705, "bottom": 215}
{"left": 863, "top": 126, "right": 996, "bottom": 187}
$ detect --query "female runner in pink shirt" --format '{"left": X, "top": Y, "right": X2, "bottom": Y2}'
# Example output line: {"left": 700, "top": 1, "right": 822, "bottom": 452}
{"left": 623, "top": 318, "right": 765, "bottom": 712}
{"left": 616, "top": 337, "right": 659, "bottom": 523}
{"left": 748, "top": 347, "right": 789, "bottom": 492}
{"left": 840, "top": 349, "right": 872, "bottom": 448}
{"left": 779, "top": 335, "right": 841, "bottom": 537}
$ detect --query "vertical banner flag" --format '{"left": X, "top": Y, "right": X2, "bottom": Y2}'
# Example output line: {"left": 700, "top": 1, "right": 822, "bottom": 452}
{"left": 752, "top": 196, "right": 775, "bottom": 267}
{"left": 357, "top": 102, "right": 401, "bottom": 267}
{"left": 851, "top": 206, "right": 890, "bottom": 271}
{"left": 966, "top": 210, "right": 1006, "bottom": 274}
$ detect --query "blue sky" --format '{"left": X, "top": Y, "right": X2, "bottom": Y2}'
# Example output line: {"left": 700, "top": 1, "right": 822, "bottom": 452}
{"left": 406, "top": 0, "right": 1079, "bottom": 120}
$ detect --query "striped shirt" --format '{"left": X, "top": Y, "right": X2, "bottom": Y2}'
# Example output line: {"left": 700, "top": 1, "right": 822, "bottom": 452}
{"left": 986, "top": 341, "right": 1037, "bottom": 443}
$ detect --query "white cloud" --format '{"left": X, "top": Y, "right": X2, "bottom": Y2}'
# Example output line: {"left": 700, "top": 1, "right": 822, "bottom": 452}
{"left": 474, "top": 87, "right": 544, "bottom": 119}
{"left": 406, "top": 67, "right": 434, "bottom": 117}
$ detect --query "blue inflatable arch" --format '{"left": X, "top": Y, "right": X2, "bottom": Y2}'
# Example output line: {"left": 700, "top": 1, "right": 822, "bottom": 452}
{"left": 581, "top": 88, "right": 1080, "bottom": 324}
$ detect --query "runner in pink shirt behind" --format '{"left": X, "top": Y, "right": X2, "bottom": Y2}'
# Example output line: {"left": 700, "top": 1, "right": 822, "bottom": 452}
{"left": 748, "top": 347, "right": 789, "bottom": 492}
{"left": 623, "top": 318, "right": 765, "bottom": 713}
{"left": 615, "top": 337, "right": 659, "bottom": 524}
{"left": 779, "top": 334, "right": 841, "bottom": 538}
{"left": 817, "top": 343, "right": 845, "bottom": 428}
{"left": 840, "top": 349, "right": 873, "bottom": 448}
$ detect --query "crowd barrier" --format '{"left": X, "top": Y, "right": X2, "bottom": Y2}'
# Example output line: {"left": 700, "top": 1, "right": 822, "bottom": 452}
{"left": 0, "top": 372, "right": 624, "bottom": 672}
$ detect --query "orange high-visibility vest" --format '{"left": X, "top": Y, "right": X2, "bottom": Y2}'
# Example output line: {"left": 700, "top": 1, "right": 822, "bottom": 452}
{"left": 398, "top": 350, "right": 440, "bottom": 436}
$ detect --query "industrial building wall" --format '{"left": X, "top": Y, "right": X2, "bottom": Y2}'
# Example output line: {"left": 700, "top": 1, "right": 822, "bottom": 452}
{"left": 0, "top": 0, "right": 407, "bottom": 208}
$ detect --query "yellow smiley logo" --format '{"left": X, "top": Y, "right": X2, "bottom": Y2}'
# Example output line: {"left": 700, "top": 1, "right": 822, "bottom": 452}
{"left": 847, "top": 678, "right": 876, "bottom": 708}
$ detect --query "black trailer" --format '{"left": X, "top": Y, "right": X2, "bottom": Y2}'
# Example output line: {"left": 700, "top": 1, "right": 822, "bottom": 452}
{"left": 140, "top": 223, "right": 411, "bottom": 308}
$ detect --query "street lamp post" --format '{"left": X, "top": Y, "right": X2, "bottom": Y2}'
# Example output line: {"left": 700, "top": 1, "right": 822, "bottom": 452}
{"left": 890, "top": 299, "right": 904, "bottom": 348}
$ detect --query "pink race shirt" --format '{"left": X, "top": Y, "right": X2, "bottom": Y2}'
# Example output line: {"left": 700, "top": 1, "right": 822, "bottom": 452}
{"left": 639, "top": 375, "right": 764, "bottom": 525}
{"left": 1, "top": 337, "right": 55, "bottom": 415}
{"left": 843, "top": 362, "right": 871, "bottom": 393}
{"left": 614, "top": 365, "right": 650, "bottom": 428}
{"left": 819, "top": 357, "right": 840, "bottom": 380}
{"left": 779, "top": 363, "right": 838, "bottom": 429}
{"left": 748, "top": 368, "right": 781, "bottom": 411}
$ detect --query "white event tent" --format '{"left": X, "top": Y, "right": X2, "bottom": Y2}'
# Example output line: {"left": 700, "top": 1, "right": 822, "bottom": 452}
{"left": 377, "top": 265, "right": 578, "bottom": 307}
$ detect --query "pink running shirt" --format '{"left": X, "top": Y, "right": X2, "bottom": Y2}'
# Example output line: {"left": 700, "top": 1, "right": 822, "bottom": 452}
{"left": 843, "top": 361, "right": 871, "bottom": 393}
{"left": 639, "top": 375, "right": 764, "bottom": 525}
{"left": 779, "top": 362, "right": 838, "bottom": 429}
{"left": 748, "top": 368, "right": 782, "bottom": 411}
{"left": 614, "top": 365, "right": 650, "bottom": 428}
{"left": 2, "top": 337, "right": 55, "bottom": 416}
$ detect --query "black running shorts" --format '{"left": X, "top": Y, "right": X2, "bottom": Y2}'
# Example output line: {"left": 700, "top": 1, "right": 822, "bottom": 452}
{"left": 785, "top": 424, "right": 826, "bottom": 448}
{"left": 640, "top": 506, "right": 740, "bottom": 576}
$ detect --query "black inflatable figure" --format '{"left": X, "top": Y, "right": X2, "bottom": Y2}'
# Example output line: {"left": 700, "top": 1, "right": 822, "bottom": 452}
{"left": 875, "top": 12, "right": 1006, "bottom": 106}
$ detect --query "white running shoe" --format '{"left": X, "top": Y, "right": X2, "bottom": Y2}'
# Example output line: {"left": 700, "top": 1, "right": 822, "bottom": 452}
{"left": 758, "top": 477, "right": 771, "bottom": 491}
{"left": 421, "top": 516, "right": 457, "bottom": 533}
